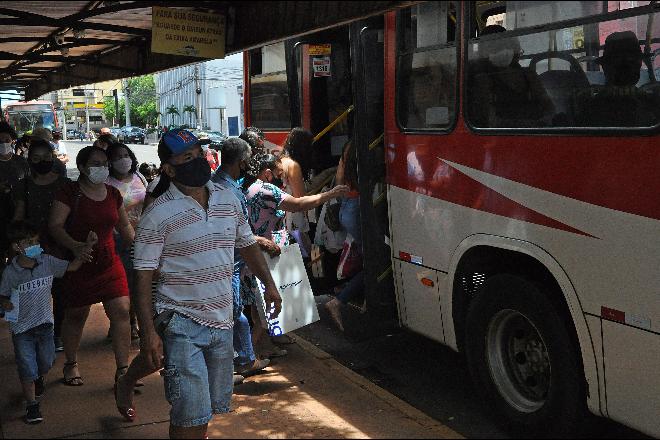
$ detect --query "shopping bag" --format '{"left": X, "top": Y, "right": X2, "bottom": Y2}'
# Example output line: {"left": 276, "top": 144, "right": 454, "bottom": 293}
{"left": 290, "top": 229, "right": 311, "bottom": 258}
{"left": 314, "top": 201, "right": 346, "bottom": 253}
{"left": 254, "top": 243, "right": 320, "bottom": 335}
{"left": 336, "top": 235, "right": 362, "bottom": 280}
{"left": 324, "top": 198, "right": 342, "bottom": 231}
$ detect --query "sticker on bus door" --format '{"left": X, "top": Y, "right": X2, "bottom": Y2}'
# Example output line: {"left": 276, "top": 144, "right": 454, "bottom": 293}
{"left": 313, "top": 56, "right": 331, "bottom": 77}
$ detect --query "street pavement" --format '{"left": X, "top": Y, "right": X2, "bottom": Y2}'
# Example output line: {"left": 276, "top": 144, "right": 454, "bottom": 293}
{"left": 0, "top": 304, "right": 461, "bottom": 439}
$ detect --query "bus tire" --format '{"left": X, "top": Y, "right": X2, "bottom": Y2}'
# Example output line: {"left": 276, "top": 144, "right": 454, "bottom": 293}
{"left": 465, "top": 273, "right": 585, "bottom": 438}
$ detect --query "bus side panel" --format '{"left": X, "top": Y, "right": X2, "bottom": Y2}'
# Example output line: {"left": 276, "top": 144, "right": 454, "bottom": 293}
{"left": 602, "top": 322, "right": 660, "bottom": 437}
{"left": 396, "top": 259, "right": 445, "bottom": 342}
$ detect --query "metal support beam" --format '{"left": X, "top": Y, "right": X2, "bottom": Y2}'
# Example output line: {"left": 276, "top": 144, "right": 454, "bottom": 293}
{"left": 0, "top": 18, "right": 150, "bottom": 36}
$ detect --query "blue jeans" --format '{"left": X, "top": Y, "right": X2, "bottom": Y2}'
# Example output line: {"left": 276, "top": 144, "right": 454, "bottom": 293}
{"left": 340, "top": 197, "right": 361, "bottom": 245}
{"left": 12, "top": 323, "right": 55, "bottom": 382}
{"left": 160, "top": 313, "right": 234, "bottom": 428}
{"left": 337, "top": 271, "right": 365, "bottom": 305}
{"left": 231, "top": 262, "right": 256, "bottom": 366}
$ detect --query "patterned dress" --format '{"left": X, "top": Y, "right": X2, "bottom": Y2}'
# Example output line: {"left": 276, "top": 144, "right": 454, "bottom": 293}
{"left": 241, "top": 179, "right": 290, "bottom": 304}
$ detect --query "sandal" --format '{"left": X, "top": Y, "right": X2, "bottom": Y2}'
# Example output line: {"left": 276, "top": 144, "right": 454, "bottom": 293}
{"left": 114, "top": 366, "right": 136, "bottom": 422}
{"left": 62, "top": 361, "right": 84, "bottom": 386}
{"left": 115, "top": 366, "right": 144, "bottom": 388}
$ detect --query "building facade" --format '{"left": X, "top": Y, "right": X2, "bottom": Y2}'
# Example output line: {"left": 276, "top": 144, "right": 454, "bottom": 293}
{"left": 155, "top": 54, "right": 243, "bottom": 135}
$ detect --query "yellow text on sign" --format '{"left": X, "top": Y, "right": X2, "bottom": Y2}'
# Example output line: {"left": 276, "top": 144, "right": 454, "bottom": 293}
{"left": 308, "top": 44, "right": 332, "bottom": 56}
{"left": 151, "top": 6, "right": 225, "bottom": 59}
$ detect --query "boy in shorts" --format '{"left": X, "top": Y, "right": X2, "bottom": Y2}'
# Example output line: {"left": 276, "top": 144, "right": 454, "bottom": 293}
{"left": 0, "top": 221, "right": 95, "bottom": 424}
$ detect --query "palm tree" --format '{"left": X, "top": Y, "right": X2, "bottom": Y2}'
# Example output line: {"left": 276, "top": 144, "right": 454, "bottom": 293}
{"left": 155, "top": 111, "right": 162, "bottom": 127}
{"left": 165, "top": 105, "right": 179, "bottom": 127}
{"left": 183, "top": 104, "right": 197, "bottom": 127}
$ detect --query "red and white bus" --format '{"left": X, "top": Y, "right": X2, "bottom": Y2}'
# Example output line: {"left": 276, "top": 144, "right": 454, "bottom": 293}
{"left": 244, "top": 1, "right": 660, "bottom": 436}
{"left": 3, "top": 100, "right": 59, "bottom": 136}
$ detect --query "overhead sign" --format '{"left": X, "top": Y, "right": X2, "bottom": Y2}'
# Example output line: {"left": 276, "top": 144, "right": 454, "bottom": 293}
{"left": 151, "top": 6, "right": 225, "bottom": 59}
{"left": 308, "top": 44, "right": 331, "bottom": 56}
{"left": 312, "top": 56, "right": 331, "bottom": 77}
{"left": 72, "top": 103, "right": 104, "bottom": 109}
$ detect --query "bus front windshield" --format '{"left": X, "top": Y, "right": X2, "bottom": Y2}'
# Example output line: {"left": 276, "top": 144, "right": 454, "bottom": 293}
{"left": 7, "top": 111, "right": 55, "bottom": 134}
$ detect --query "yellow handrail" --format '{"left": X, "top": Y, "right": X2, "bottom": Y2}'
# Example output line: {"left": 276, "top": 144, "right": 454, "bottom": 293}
{"left": 368, "top": 133, "right": 384, "bottom": 151}
{"left": 312, "top": 105, "right": 354, "bottom": 144}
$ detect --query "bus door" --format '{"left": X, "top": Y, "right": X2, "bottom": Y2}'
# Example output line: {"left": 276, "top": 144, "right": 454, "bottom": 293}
{"left": 348, "top": 17, "right": 396, "bottom": 321}
{"left": 286, "top": 20, "right": 396, "bottom": 325}
{"left": 286, "top": 26, "right": 353, "bottom": 171}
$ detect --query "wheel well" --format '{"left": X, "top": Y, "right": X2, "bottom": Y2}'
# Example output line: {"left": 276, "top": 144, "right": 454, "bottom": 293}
{"left": 452, "top": 246, "right": 581, "bottom": 359}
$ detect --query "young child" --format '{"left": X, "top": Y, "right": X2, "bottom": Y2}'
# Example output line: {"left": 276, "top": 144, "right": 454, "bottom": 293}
{"left": 0, "top": 221, "right": 96, "bottom": 424}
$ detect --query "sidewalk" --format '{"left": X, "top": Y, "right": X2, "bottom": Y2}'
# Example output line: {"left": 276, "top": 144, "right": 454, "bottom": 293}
{"left": 0, "top": 305, "right": 462, "bottom": 439}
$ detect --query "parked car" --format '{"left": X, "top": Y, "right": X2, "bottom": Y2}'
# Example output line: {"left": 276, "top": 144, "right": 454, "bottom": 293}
{"left": 206, "top": 131, "right": 226, "bottom": 143}
{"left": 66, "top": 128, "right": 80, "bottom": 138}
{"left": 118, "top": 126, "right": 145, "bottom": 144}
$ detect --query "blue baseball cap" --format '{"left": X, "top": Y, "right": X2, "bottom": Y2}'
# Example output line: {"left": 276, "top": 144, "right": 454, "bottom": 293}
{"left": 161, "top": 129, "right": 199, "bottom": 155}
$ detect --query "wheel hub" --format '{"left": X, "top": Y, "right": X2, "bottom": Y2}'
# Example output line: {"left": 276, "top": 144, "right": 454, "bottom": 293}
{"left": 486, "top": 309, "right": 551, "bottom": 413}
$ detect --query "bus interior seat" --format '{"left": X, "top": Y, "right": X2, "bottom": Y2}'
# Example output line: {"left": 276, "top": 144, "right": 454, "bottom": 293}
{"left": 537, "top": 69, "right": 590, "bottom": 126}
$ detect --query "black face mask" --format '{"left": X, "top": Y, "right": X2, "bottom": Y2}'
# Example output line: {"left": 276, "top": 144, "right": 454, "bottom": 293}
{"left": 270, "top": 176, "right": 284, "bottom": 189}
{"left": 172, "top": 157, "right": 211, "bottom": 187}
{"left": 31, "top": 160, "right": 54, "bottom": 175}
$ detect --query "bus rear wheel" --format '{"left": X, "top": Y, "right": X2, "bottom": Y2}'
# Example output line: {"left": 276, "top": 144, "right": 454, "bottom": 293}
{"left": 465, "top": 274, "right": 585, "bottom": 437}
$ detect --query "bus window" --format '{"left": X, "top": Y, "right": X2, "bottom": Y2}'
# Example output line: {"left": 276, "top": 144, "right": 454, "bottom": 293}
{"left": 396, "top": 2, "right": 458, "bottom": 131}
{"left": 249, "top": 42, "right": 291, "bottom": 130}
{"left": 466, "top": 1, "right": 660, "bottom": 130}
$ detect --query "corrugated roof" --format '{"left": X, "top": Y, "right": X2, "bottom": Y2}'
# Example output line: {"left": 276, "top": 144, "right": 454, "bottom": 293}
{"left": 0, "top": 1, "right": 414, "bottom": 100}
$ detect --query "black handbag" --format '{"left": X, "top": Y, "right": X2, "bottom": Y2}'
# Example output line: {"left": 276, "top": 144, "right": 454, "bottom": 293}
{"left": 324, "top": 200, "right": 342, "bottom": 232}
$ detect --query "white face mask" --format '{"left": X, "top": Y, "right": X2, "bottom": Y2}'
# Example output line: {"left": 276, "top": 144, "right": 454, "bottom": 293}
{"left": 488, "top": 49, "right": 515, "bottom": 68}
{"left": 0, "top": 142, "right": 13, "bottom": 155}
{"left": 112, "top": 158, "right": 133, "bottom": 174}
{"left": 87, "top": 166, "right": 109, "bottom": 184}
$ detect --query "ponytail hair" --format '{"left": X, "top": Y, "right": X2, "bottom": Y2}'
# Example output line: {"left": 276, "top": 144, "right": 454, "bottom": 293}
{"left": 242, "top": 153, "right": 279, "bottom": 190}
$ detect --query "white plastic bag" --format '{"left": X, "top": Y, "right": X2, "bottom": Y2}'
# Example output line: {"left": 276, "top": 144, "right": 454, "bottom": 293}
{"left": 254, "top": 243, "right": 320, "bottom": 335}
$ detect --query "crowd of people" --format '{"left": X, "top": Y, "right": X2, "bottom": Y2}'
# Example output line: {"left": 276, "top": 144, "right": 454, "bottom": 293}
{"left": 0, "top": 121, "right": 358, "bottom": 438}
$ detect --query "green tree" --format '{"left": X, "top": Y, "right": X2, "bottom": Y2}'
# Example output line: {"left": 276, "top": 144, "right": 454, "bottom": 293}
{"left": 183, "top": 104, "right": 197, "bottom": 127}
{"left": 103, "top": 96, "right": 125, "bottom": 125}
{"left": 109, "top": 74, "right": 158, "bottom": 127}
{"left": 166, "top": 105, "right": 180, "bottom": 126}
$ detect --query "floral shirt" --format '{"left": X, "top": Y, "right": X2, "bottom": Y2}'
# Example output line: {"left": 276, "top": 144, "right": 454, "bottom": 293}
{"left": 245, "top": 179, "right": 290, "bottom": 246}
{"left": 107, "top": 173, "right": 147, "bottom": 229}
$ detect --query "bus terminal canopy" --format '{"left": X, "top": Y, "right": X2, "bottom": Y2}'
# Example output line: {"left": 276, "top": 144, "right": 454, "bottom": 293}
{"left": 0, "top": 1, "right": 415, "bottom": 101}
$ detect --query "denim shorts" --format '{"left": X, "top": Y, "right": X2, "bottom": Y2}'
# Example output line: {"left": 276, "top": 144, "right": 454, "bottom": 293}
{"left": 159, "top": 312, "right": 234, "bottom": 428}
{"left": 12, "top": 323, "right": 56, "bottom": 382}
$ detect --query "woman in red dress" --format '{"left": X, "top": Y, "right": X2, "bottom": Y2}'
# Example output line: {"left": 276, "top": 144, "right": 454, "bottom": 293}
{"left": 49, "top": 146, "right": 134, "bottom": 386}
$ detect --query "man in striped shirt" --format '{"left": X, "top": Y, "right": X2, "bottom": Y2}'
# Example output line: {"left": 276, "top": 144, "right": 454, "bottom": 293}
{"left": 127, "top": 130, "right": 281, "bottom": 438}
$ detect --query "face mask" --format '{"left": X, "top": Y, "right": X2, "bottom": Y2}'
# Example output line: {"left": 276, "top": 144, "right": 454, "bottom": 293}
{"left": 24, "top": 244, "right": 43, "bottom": 258}
{"left": 112, "top": 158, "right": 133, "bottom": 174}
{"left": 31, "top": 160, "right": 54, "bottom": 175}
{"left": 173, "top": 157, "right": 211, "bottom": 187}
{"left": 270, "top": 176, "right": 284, "bottom": 189}
{"left": 87, "top": 166, "right": 109, "bottom": 184}
{"left": 0, "top": 142, "right": 12, "bottom": 155}
{"left": 488, "top": 49, "right": 515, "bottom": 68}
